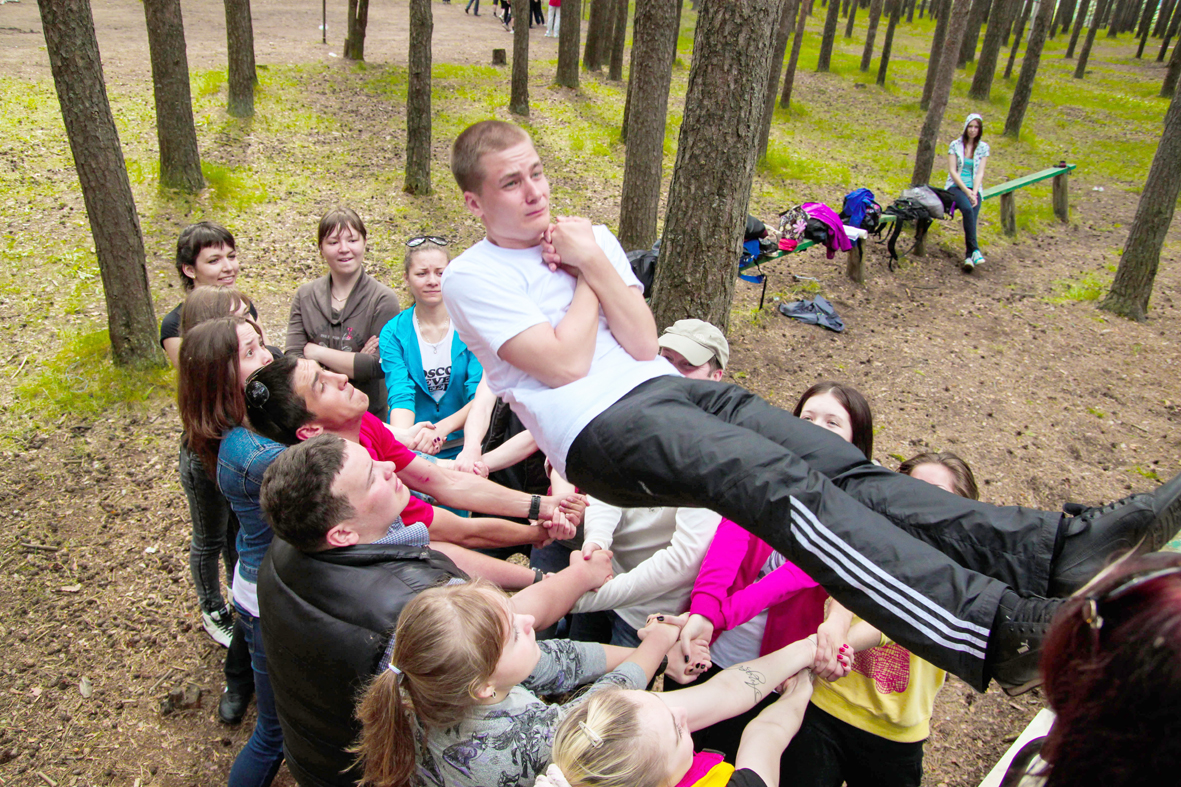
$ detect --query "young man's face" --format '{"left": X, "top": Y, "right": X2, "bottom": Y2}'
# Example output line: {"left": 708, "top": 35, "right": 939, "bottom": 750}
{"left": 659, "top": 347, "right": 723, "bottom": 382}
{"left": 330, "top": 441, "right": 410, "bottom": 544}
{"left": 463, "top": 140, "right": 551, "bottom": 249}
{"left": 293, "top": 358, "right": 369, "bottom": 432}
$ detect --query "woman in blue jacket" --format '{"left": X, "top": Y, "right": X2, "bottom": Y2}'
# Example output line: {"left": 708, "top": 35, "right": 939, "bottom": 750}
{"left": 380, "top": 237, "right": 483, "bottom": 460}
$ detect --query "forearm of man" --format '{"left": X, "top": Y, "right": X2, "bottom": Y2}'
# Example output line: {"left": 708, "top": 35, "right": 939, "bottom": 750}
{"left": 401, "top": 457, "right": 546, "bottom": 519}
{"left": 579, "top": 257, "right": 658, "bottom": 361}
{"left": 306, "top": 344, "right": 358, "bottom": 377}
{"left": 430, "top": 542, "right": 534, "bottom": 589}
{"left": 497, "top": 277, "right": 600, "bottom": 388}
{"left": 429, "top": 509, "right": 546, "bottom": 549}
{"left": 512, "top": 564, "right": 601, "bottom": 630}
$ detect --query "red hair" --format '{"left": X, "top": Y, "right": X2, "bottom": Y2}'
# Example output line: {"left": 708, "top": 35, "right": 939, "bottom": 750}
{"left": 1038, "top": 552, "right": 1181, "bottom": 785}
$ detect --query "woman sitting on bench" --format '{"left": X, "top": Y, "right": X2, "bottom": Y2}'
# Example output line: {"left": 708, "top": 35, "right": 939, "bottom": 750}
{"left": 946, "top": 113, "right": 989, "bottom": 274}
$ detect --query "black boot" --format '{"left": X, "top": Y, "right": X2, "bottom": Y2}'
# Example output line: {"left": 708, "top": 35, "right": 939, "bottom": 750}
{"left": 218, "top": 687, "right": 253, "bottom": 725}
{"left": 1048, "top": 471, "right": 1181, "bottom": 596}
{"left": 985, "top": 590, "right": 1066, "bottom": 696}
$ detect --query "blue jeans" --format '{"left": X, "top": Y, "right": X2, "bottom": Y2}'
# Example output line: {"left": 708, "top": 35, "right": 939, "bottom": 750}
{"left": 609, "top": 612, "right": 641, "bottom": 647}
{"left": 179, "top": 442, "right": 237, "bottom": 613}
{"left": 466, "top": 0, "right": 479, "bottom": 12}
{"left": 228, "top": 606, "right": 284, "bottom": 787}
{"left": 947, "top": 185, "right": 981, "bottom": 257}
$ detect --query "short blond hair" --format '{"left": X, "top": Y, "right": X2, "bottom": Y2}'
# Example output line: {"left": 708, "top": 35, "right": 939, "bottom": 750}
{"left": 552, "top": 689, "right": 667, "bottom": 787}
{"left": 451, "top": 120, "right": 532, "bottom": 194}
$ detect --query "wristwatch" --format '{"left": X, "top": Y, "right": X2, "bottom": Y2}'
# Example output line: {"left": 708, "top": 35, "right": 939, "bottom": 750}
{"left": 528, "top": 494, "right": 542, "bottom": 520}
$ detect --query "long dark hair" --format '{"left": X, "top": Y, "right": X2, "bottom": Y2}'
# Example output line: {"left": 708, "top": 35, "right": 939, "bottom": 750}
{"left": 1038, "top": 552, "right": 1181, "bottom": 785}
{"left": 961, "top": 116, "right": 983, "bottom": 159}
{"left": 177, "top": 316, "right": 257, "bottom": 471}
{"left": 792, "top": 381, "right": 874, "bottom": 459}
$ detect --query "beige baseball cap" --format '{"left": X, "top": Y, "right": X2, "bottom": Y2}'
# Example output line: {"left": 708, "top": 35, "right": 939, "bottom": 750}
{"left": 658, "top": 319, "right": 729, "bottom": 370}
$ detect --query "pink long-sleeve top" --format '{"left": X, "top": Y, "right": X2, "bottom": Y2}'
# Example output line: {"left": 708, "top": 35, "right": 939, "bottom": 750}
{"left": 689, "top": 519, "right": 829, "bottom": 656}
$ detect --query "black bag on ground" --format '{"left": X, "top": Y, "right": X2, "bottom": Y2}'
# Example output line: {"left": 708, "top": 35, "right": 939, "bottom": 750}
{"left": 626, "top": 239, "right": 660, "bottom": 294}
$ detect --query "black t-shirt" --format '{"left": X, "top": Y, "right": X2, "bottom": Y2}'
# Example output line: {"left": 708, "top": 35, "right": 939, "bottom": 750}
{"left": 728, "top": 769, "right": 767, "bottom": 787}
{"left": 160, "top": 301, "right": 260, "bottom": 346}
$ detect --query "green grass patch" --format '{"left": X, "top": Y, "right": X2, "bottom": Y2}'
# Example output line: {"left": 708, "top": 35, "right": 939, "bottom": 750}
{"left": 1046, "top": 270, "right": 1110, "bottom": 304}
{"left": 200, "top": 162, "right": 270, "bottom": 210}
{"left": 13, "top": 330, "right": 174, "bottom": 425}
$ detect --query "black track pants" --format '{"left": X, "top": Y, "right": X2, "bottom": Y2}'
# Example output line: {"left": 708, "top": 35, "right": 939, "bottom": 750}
{"left": 566, "top": 376, "right": 1060, "bottom": 690}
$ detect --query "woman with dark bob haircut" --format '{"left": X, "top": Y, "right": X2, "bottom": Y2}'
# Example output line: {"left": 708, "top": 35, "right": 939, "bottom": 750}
{"left": 1001, "top": 551, "right": 1181, "bottom": 786}
{"left": 791, "top": 381, "right": 874, "bottom": 460}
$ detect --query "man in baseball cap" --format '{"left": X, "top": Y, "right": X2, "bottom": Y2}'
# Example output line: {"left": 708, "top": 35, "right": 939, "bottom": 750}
{"left": 657, "top": 319, "right": 728, "bottom": 381}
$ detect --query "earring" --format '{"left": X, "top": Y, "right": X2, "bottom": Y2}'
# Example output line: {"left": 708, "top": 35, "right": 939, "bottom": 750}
{"left": 492, "top": 690, "right": 497, "bottom": 698}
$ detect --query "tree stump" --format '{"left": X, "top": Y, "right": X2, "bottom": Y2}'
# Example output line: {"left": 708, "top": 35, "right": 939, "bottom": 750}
{"left": 914, "top": 221, "right": 929, "bottom": 256}
{"left": 1053, "top": 171, "right": 1070, "bottom": 222}
{"left": 492, "top": 48, "right": 507, "bottom": 65}
{"left": 1000, "top": 191, "right": 1017, "bottom": 236}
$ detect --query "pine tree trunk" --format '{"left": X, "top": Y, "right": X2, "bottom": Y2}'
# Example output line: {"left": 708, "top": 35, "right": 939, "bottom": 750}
{"left": 1100, "top": 85, "right": 1181, "bottom": 320}
{"left": 1137, "top": 1, "right": 1155, "bottom": 54}
{"left": 404, "top": 0, "right": 432, "bottom": 194}
{"left": 1136, "top": 0, "right": 1159, "bottom": 39}
{"left": 1075, "top": 0, "right": 1111, "bottom": 75}
{"left": 621, "top": 46, "right": 635, "bottom": 141}
{"left": 617, "top": 0, "right": 678, "bottom": 250}
{"left": 969, "top": 0, "right": 1015, "bottom": 98}
{"left": 345, "top": 0, "right": 370, "bottom": 60}
{"left": 557, "top": 0, "right": 582, "bottom": 86}
{"left": 923, "top": 0, "right": 952, "bottom": 109}
{"left": 583, "top": 0, "right": 609, "bottom": 71}
{"left": 608, "top": 0, "right": 628, "bottom": 80}
{"left": 959, "top": 0, "right": 991, "bottom": 64}
{"left": 1107, "top": 0, "right": 1126, "bottom": 34}
{"left": 909, "top": 0, "right": 918, "bottom": 21}
{"left": 1159, "top": 0, "right": 1181, "bottom": 59}
{"left": 1163, "top": 37, "right": 1181, "bottom": 94}
{"left": 654, "top": 0, "right": 779, "bottom": 332}
{"left": 782, "top": 0, "right": 809, "bottom": 105}
{"left": 1156, "top": 0, "right": 1176, "bottom": 33}
{"left": 912, "top": 0, "right": 973, "bottom": 186}
{"left": 1068, "top": 0, "right": 1092, "bottom": 56}
{"left": 818, "top": 0, "right": 843, "bottom": 70}
{"left": 1005, "top": 0, "right": 1034, "bottom": 75}
{"left": 224, "top": 0, "right": 255, "bottom": 116}
{"left": 510, "top": 0, "right": 530, "bottom": 114}
{"left": 861, "top": 0, "right": 887, "bottom": 69}
{"left": 759, "top": 0, "right": 797, "bottom": 159}
{"left": 37, "top": 0, "right": 162, "bottom": 367}
{"left": 142, "top": 0, "right": 203, "bottom": 192}
{"left": 845, "top": 0, "right": 859, "bottom": 36}
{"left": 1058, "top": 0, "right": 1080, "bottom": 34}
{"left": 1005, "top": 0, "right": 1054, "bottom": 135}
{"left": 673, "top": 0, "right": 685, "bottom": 58}
{"left": 878, "top": 0, "right": 904, "bottom": 82}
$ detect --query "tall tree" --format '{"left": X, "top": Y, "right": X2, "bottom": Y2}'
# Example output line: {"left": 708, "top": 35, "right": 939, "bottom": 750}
{"left": 844, "top": 0, "right": 860, "bottom": 36}
{"left": 1100, "top": 85, "right": 1181, "bottom": 320}
{"left": 1067, "top": 0, "right": 1093, "bottom": 56}
{"left": 969, "top": 0, "right": 1015, "bottom": 98}
{"left": 1160, "top": 0, "right": 1181, "bottom": 59}
{"left": 878, "top": 0, "right": 905, "bottom": 83}
{"left": 344, "top": 0, "right": 370, "bottom": 60}
{"left": 1156, "top": 0, "right": 1177, "bottom": 33}
{"left": 759, "top": 0, "right": 797, "bottom": 159}
{"left": 817, "top": 0, "right": 843, "bottom": 70}
{"left": 37, "top": 0, "right": 162, "bottom": 367}
{"left": 583, "top": 0, "right": 610, "bottom": 71}
{"left": 922, "top": 0, "right": 952, "bottom": 109}
{"left": 557, "top": 0, "right": 582, "bottom": 87}
{"left": 1005, "top": 0, "right": 1054, "bottom": 136}
{"left": 142, "top": 0, "right": 203, "bottom": 192}
{"left": 781, "top": 0, "right": 809, "bottom": 105}
{"left": 861, "top": 0, "right": 886, "bottom": 70}
{"left": 510, "top": 0, "right": 530, "bottom": 115}
{"left": 404, "top": 0, "right": 432, "bottom": 194}
{"left": 1075, "top": 0, "right": 1112, "bottom": 75}
{"left": 958, "top": 0, "right": 991, "bottom": 64}
{"left": 617, "top": 0, "right": 678, "bottom": 251}
{"left": 912, "top": 0, "right": 973, "bottom": 186}
{"left": 1106, "top": 0, "right": 1127, "bottom": 33}
{"left": 1163, "top": 37, "right": 1181, "bottom": 94}
{"left": 654, "top": 0, "right": 779, "bottom": 331}
{"left": 224, "top": 0, "right": 255, "bottom": 116}
{"left": 608, "top": 0, "right": 628, "bottom": 80}
{"left": 1005, "top": 0, "right": 1033, "bottom": 76}
{"left": 1137, "top": 0, "right": 1160, "bottom": 54}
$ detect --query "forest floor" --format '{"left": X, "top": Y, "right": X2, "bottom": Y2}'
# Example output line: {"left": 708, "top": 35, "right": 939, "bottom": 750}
{"left": 1, "top": 1, "right": 1180, "bottom": 786}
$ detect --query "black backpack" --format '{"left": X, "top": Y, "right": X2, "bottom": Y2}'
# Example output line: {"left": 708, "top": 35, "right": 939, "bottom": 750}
{"left": 882, "top": 198, "right": 932, "bottom": 267}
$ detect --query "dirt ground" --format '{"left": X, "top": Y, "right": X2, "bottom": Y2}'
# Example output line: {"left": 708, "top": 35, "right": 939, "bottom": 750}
{"left": 2, "top": 2, "right": 1180, "bottom": 786}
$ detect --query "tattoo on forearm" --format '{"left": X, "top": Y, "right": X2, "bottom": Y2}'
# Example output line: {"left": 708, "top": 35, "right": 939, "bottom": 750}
{"left": 728, "top": 665, "right": 767, "bottom": 702}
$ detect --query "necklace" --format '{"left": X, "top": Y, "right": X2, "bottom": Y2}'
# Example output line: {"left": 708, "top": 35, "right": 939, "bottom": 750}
{"left": 415, "top": 313, "right": 450, "bottom": 354}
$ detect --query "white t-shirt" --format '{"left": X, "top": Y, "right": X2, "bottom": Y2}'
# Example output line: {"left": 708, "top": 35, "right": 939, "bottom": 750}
{"left": 414, "top": 312, "right": 453, "bottom": 402}
{"left": 441, "top": 225, "right": 675, "bottom": 478}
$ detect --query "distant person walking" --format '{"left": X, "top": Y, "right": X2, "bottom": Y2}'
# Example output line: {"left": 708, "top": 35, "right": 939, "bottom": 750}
{"left": 946, "top": 113, "right": 990, "bottom": 273}
{"left": 531, "top": 0, "right": 545, "bottom": 26}
{"left": 546, "top": 0, "right": 560, "bottom": 36}
{"left": 465, "top": 0, "right": 480, "bottom": 16}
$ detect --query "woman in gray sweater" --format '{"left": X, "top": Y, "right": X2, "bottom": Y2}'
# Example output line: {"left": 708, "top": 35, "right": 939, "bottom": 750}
{"left": 285, "top": 207, "right": 401, "bottom": 420}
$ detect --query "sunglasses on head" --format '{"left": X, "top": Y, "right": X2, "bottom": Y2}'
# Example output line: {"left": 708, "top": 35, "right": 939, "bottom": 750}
{"left": 1082, "top": 564, "right": 1181, "bottom": 650}
{"left": 406, "top": 236, "right": 449, "bottom": 248}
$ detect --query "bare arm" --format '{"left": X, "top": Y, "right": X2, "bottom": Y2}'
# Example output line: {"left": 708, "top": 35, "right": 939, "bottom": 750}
{"left": 480, "top": 431, "right": 540, "bottom": 473}
{"left": 430, "top": 542, "right": 534, "bottom": 589}
{"left": 734, "top": 672, "right": 814, "bottom": 787}
{"left": 511, "top": 549, "right": 615, "bottom": 630}
{"left": 455, "top": 379, "right": 499, "bottom": 471}
{"left": 398, "top": 456, "right": 571, "bottom": 521}
{"left": 947, "top": 152, "right": 972, "bottom": 197}
{"left": 389, "top": 408, "right": 418, "bottom": 430}
{"left": 428, "top": 508, "right": 551, "bottom": 550}
{"left": 497, "top": 275, "right": 600, "bottom": 388}
{"left": 163, "top": 337, "right": 182, "bottom": 368}
{"left": 302, "top": 342, "right": 359, "bottom": 378}
{"left": 432, "top": 401, "right": 473, "bottom": 439}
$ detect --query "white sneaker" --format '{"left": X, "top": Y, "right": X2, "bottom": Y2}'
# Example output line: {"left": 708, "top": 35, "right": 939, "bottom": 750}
{"left": 972, "top": 249, "right": 985, "bottom": 267}
{"left": 201, "top": 604, "right": 234, "bottom": 648}
{"left": 962, "top": 257, "right": 975, "bottom": 272}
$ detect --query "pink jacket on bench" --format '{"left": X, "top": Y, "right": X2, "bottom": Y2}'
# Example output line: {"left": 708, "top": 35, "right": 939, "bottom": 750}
{"left": 689, "top": 519, "right": 829, "bottom": 656}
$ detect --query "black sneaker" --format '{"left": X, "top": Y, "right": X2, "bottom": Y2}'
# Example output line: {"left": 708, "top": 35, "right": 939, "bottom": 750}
{"left": 218, "top": 688, "right": 252, "bottom": 725}
{"left": 201, "top": 604, "right": 234, "bottom": 648}
{"left": 1048, "top": 471, "right": 1181, "bottom": 597}
{"left": 986, "top": 590, "right": 1066, "bottom": 696}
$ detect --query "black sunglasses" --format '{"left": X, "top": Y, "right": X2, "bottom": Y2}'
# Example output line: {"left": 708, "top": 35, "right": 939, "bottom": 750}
{"left": 1082, "top": 564, "right": 1181, "bottom": 650}
{"left": 406, "top": 236, "right": 449, "bottom": 248}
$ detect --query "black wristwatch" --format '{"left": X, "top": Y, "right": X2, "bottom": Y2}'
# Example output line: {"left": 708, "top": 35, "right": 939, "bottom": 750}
{"left": 528, "top": 494, "right": 542, "bottom": 520}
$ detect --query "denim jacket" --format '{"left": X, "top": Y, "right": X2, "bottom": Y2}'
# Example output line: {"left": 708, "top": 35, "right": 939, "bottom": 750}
{"left": 218, "top": 426, "right": 286, "bottom": 584}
